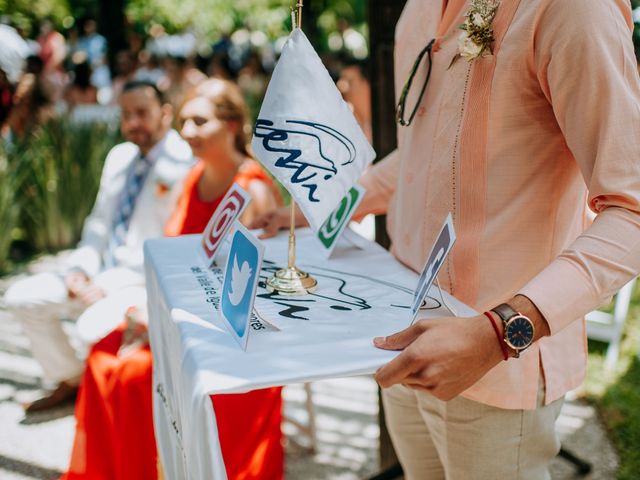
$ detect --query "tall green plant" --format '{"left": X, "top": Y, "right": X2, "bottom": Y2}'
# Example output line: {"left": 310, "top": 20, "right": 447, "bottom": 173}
{"left": 13, "top": 118, "right": 120, "bottom": 252}
{"left": 0, "top": 143, "right": 20, "bottom": 273}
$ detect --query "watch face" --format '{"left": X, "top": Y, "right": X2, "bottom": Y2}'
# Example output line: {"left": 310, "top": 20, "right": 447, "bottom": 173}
{"left": 505, "top": 316, "right": 534, "bottom": 350}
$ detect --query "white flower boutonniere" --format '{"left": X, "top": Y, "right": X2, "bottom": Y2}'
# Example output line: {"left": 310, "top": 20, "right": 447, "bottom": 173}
{"left": 458, "top": 0, "right": 500, "bottom": 62}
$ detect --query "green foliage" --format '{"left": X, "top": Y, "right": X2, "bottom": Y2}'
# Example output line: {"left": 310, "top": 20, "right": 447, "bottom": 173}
{"left": 583, "top": 281, "right": 640, "bottom": 479}
{"left": 10, "top": 118, "right": 120, "bottom": 252}
{"left": 126, "top": 0, "right": 292, "bottom": 38}
{"left": 124, "top": 0, "right": 367, "bottom": 46}
{"left": 1, "top": 0, "right": 367, "bottom": 49}
{"left": 601, "top": 357, "right": 640, "bottom": 480}
{"left": 631, "top": 0, "right": 640, "bottom": 60}
{"left": 0, "top": 145, "right": 21, "bottom": 273}
{"left": 0, "top": 0, "right": 71, "bottom": 35}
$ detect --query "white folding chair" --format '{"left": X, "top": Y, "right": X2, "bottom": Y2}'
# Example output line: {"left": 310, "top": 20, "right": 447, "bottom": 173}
{"left": 586, "top": 277, "right": 637, "bottom": 370}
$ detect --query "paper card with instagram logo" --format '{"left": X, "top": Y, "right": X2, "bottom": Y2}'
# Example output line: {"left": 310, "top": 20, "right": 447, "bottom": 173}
{"left": 201, "top": 183, "right": 251, "bottom": 266}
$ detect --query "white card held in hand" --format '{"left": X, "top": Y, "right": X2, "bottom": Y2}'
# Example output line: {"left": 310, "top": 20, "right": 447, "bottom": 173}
{"left": 411, "top": 213, "right": 456, "bottom": 323}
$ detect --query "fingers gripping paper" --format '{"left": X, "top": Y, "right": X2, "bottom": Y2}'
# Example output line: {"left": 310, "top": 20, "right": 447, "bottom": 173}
{"left": 252, "top": 29, "right": 375, "bottom": 231}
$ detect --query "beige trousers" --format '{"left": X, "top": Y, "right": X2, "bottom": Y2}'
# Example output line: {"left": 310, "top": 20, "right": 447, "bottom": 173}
{"left": 382, "top": 382, "right": 563, "bottom": 480}
{"left": 4, "top": 272, "right": 86, "bottom": 385}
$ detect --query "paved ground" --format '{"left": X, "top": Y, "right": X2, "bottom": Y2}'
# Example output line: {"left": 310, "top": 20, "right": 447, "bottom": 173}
{"left": 0, "top": 253, "right": 620, "bottom": 479}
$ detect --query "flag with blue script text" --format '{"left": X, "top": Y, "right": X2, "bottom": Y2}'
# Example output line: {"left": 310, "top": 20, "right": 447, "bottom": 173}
{"left": 252, "top": 28, "right": 376, "bottom": 231}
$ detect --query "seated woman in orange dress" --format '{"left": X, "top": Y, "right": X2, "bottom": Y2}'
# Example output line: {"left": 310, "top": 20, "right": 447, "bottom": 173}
{"left": 63, "top": 78, "right": 283, "bottom": 480}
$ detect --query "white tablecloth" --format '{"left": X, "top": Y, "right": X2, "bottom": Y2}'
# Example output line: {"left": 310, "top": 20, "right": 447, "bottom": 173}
{"left": 145, "top": 229, "right": 474, "bottom": 479}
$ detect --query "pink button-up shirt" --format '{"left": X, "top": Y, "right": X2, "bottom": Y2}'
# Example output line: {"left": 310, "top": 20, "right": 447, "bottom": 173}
{"left": 359, "top": 0, "right": 640, "bottom": 409}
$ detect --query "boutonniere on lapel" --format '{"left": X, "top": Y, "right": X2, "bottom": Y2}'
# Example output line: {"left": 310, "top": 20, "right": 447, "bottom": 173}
{"left": 155, "top": 180, "right": 171, "bottom": 197}
{"left": 451, "top": 0, "right": 500, "bottom": 67}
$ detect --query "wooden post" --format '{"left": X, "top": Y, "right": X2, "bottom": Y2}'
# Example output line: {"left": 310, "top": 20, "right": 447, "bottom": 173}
{"left": 98, "top": 0, "right": 127, "bottom": 72}
{"left": 367, "top": 0, "right": 407, "bottom": 472}
{"left": 368, "top": 0, "right": 406, "bottom": 251}
{"left": 302, "top": 0, "right": 323, "bottom": 48}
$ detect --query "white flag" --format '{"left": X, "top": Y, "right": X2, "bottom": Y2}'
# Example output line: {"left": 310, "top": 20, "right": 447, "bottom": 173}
{"left": 252, "top": 29, "right": 376, "bottom": 231}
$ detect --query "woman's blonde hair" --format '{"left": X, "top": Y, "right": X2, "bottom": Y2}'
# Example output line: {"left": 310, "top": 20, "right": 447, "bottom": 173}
{"left": 182, "top": 78, "right": 251, "bottom": 157}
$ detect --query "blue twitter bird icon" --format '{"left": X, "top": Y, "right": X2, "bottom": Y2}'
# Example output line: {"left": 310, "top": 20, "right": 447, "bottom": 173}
{"left": 221, "top": 226, "right": 263, "bottom": 344}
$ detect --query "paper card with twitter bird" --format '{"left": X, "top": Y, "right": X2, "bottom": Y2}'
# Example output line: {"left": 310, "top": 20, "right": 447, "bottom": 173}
{"left": 219, "top": 223, "right": 265, "bottom": 350}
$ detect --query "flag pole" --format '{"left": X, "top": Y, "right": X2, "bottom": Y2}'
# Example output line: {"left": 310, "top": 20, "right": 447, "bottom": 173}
{"left": 288, "top": 0, "right": 303, "bottom": 270}
{"left": 266, "top": 0, "right": 318, "bottom": 295}
{"left": 288, "top": 201, "right": 296, "bottom": 269}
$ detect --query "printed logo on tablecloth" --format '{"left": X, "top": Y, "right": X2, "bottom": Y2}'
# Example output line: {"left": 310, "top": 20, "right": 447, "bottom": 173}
{"left": 411, "top": 213, "right": 456, "bottom": 323}
{"left": 316, "top": 185, "right": 365, "bottom": 258}
{"left": 220, "top": 223, "right": 264, "bottom": 350}
{"left": 201, "top": 183, "right": 251, "bottom": 265}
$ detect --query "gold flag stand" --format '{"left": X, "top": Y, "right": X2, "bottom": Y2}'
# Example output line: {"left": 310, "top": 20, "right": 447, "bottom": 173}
{"left": 265, "top": 0, "right": 318, "bottom": 296}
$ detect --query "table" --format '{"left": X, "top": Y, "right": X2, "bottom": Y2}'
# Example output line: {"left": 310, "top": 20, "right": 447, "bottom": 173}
{"left": 145, "top": 228, "right": 473, "bottom": 479}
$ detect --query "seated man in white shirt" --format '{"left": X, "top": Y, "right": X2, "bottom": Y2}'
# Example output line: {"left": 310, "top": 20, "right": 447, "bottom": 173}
{"left": 4, "top": 80, "right": 193, "bottom": 412}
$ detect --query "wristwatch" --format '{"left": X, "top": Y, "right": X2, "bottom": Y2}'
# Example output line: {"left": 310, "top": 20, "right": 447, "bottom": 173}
{"left": 491, "top": 303, "right": 535, "bottom": 358}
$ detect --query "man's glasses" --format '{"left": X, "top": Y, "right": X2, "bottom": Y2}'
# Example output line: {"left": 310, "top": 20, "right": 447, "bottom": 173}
{"left": 396, "top": 39, "right": 435, "bottom": 127}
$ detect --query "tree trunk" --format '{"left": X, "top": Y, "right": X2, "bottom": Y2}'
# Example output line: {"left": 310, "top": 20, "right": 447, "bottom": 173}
{"left": 368, "top": 0, "right": 407, "bottom": 473}
{"left": 368, "top": 0, "right": 405, "bottom": 252}
{"left": 302, "top": 0, "right": 323, "bottom": 48}
{"left": 98, "top": 0, "right": 127, "bottom": 71}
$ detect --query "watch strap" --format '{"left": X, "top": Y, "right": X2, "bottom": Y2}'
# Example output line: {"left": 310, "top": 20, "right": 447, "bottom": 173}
{"left": 491, "top": 303, "right": 518, "bottom": 323}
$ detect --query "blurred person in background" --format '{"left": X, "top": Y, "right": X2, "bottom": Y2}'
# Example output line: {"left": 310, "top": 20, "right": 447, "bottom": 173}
{"left": 236, "top": 50, "right": 269, "bottom": 121}
{"left": 25, "top": 54, "right": 45, "bottom": 75}
{"left": 0, "top": 69, "right": 13, "bottom": 129}
{"left": 63, "top": 78, "right": 282, "bottom": 480}
{"left": 37, "top": 18, "right": 67, "bottom": 103}
{"left": 134, "top": 49, "right": 165, "bottom": 85}
{"left": 207, "top": 50, "right": 234, "bottom": 80}
{"left": 159, "top": 54, "right": 206, "bottom": 113}
{"left": 63, "top": 55, "right": 98, "bottom": 110}
{"left": 125, "top": 25, "right": 145, "bottom": 60}
{"left": 76, "top": 17, "right": 110, "bottom": 95}
{"left": 64, "top": 24, "right": 80, "bottom": 69}
{"left": 337, "top": 58, "right": 372, "bottom": 143}
{"left": 0, "top": 23, "right": 29, "bottom": 130}
{"left": 2, "top": 70, "right": 54, "bottom": 141}
{"left": 170, "top": 77, "right": 280, "bottom": 226}
{"left": 110, "top": 50, "right": 138, "bottom": 105}
{"left": 3, "top": 80, "right": 193, "bottom": 412}
{"left": 13, "top": 22, "right": 40, "bottom": 58}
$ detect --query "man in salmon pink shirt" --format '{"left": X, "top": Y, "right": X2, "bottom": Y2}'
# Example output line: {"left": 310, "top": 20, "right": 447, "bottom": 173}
{"left": 255, "top": 0, "right": 640, "bottom": 477}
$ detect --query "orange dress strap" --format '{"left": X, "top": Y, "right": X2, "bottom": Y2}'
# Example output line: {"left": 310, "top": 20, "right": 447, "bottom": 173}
{"left": 163, "top": 161, "right": 205, "bottom": 237}
{"left": 165, "top": 160, "right": 280, "bottom": 237}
